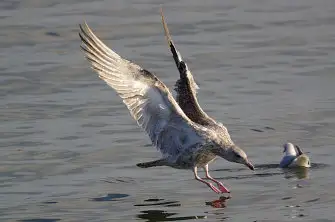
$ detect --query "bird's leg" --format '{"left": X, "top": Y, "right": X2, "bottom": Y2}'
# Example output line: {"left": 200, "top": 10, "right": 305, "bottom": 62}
{"left": 204, "top": 165, "right": 230, "bottom": 193}
{"left": 193, "top": 166, "right": 221, "bottom": 194}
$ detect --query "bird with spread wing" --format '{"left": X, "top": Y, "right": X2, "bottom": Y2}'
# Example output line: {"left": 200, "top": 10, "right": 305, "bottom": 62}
{"left": 78, "top": 10, "right": 254, "bottom": 194}
{"left": 159, "top": 9, "right": 255, "bottom": 191}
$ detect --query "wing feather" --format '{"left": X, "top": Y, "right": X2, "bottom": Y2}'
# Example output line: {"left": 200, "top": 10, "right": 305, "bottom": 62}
{"left": 160, "top": 9, "right": 212, "bottom": 125}
{"left": 279, "top": 156, "right": 296, "bottom": 168}
{"left": 79, "top": 22, "right": 205, "bottom": 159}
{"left": 160, "top": 9, "right": 232, "bottom": 141}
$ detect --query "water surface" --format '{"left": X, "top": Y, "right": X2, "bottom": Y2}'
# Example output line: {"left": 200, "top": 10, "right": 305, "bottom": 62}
{"left": 1, "top": 0, "right": 335, "bottom": 221}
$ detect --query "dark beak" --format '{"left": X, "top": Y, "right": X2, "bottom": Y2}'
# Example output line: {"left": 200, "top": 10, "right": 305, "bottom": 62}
{"left": 245, "top": 161, "right": 255, "bottom": 171}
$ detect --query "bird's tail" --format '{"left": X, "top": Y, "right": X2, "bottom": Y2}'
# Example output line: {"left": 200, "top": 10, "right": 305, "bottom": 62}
{"left": 136, "top": 159, "right": 166, "bottom": 168}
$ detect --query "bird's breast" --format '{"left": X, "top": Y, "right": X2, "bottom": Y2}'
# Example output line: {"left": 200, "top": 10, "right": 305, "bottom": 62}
{"left": 194, "top": 150, "right": 217, "bottom": 168}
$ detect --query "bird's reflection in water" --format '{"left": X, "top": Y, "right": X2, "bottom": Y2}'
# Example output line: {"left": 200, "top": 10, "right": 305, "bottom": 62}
{"left": 135, "top": 198, "right": 206, "bottom": 221}
{"left": 253, "top": 163, "right": 309, "bottom": 179}
{"left": 282, "top": 162, "right": 329, "bottom": 179}
{"left": 205, "top": 195, "right": 231, "bottom": 209}
{"left": 248, "top": 163, "right": 311, "bottom": 179}
{"left": 283, "top": 167, "right": 309, "bottom": 179}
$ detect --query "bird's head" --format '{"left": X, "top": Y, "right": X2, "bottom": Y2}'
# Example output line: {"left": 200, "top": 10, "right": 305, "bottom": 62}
{"left": 213, "top": 144, "right": 254, "bottom": 171}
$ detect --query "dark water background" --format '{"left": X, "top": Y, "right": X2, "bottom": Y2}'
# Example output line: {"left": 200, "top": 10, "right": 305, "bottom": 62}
{"left": 1, "top": 0, "right": 335, "bottom": 221}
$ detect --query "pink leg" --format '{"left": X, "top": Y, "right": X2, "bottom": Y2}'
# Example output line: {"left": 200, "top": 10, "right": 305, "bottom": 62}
{"left": 193, "top": 167, "right": 221, "bottom": 194}
{"left": 204, "top": 165, "right": 230, "bottom": 193}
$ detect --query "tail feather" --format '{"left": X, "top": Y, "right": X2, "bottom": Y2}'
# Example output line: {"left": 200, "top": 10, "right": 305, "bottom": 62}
{"left": 136, "top": 159, "right": 166, "bottom": 168}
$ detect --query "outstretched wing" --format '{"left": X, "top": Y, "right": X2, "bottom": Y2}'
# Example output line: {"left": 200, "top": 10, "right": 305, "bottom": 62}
{"left": 79, "top": 22, "right": 205, "bottom": 159}
{"left": 160, "top": 9, "right": 213, "bottom": 126}
{"left": 160, "top": 9, "right": 233, "bottom": 141}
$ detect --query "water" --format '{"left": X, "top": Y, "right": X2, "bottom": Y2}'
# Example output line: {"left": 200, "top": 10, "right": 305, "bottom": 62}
{"left": 1, "top": 0, "right": 335, "bottom": 221}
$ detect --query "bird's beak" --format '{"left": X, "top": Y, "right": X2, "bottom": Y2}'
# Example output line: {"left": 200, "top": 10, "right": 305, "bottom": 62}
{"left": 245, "top": 161, "right": 255, "bottom": 171}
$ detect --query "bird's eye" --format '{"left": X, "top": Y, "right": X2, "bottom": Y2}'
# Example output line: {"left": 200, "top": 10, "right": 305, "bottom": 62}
{"left": 235, "top": 154, "right": 241, "bottom": 158}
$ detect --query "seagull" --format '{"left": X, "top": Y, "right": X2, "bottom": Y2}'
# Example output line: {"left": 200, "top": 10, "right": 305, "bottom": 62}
{"left": 279, "top": 143, "right": 311, "bottom": 168}
{"left": 79, "top": 17, "right": 254, "bottom": 194}
{"left": 159, "top": 9, "right": 254, "bottom": 191}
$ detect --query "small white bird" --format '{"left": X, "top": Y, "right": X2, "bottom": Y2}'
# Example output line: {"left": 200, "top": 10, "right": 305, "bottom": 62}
{"left": 279, "top": 143, "right": 311, "bottom": 168}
